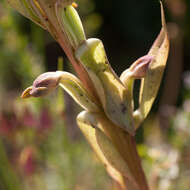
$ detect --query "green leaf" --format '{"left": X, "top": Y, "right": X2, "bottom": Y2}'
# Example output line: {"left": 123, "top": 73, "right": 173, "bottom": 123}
{"left": 138, "top": 2, "right": 169, "bottom": 120}
{"left": 58, "top": 72, "right": 100, "bottom": 112}
{"left": 77, "top": 111, "right": 139, "bottom": 190}
{"left": 7, "top": 0, "right": 46, "bottom": 29}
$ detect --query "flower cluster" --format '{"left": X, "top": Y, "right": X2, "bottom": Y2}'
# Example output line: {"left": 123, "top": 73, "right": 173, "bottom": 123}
{"left": 7, "top": 1, "right": 169, "bottom": 190}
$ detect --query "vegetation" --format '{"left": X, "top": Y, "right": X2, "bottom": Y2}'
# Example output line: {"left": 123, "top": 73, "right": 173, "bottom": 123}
{"left": 0, "top": 0, "right": 190, "bottom": 190}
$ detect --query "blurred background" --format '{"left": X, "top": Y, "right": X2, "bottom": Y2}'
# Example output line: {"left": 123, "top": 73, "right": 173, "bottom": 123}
{"left": 0, "top": 0, "right": 190, "bottom": 189}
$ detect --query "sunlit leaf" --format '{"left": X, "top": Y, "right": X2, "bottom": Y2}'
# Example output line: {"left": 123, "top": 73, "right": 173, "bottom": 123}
{"left": 138, "top": 2, "right": 169, "bottom": 120}
{"left": 7, "top": 0, "right": 30, "bottom": 18}
{"left": 7, "top": 0, "right": 46, "bottom": 29}
{"left": 21, "top": 71, "right": 100, "bottom": 112}
{"left": 77, "top": 111, "right": 139, "bottom": 190}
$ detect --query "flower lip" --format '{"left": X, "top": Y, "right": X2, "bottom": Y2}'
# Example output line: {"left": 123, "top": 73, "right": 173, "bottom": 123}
{"left": 21, "top": 86, "right": 49, "bottom": 98}
{"left": 21, "top": 86, "right": 33, "bottom": 99}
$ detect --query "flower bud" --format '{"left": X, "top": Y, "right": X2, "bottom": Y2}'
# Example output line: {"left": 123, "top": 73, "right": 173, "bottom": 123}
{"left": 129, "top": 55, "right": 153, "bottom": 78}
{"left": 55, "top": 3, "right": 86, "bottom": 49}
{"left": 21, "top": 72, "right": 62, "bottom": 98}
{"left": 21, "top": 71, "right": 99, "bottom": 112}
{"left": 120, "top": 55, "right": 153, "bottom": 83}
{"left": 77, "top": 111, "right": 134, "bottom": 183}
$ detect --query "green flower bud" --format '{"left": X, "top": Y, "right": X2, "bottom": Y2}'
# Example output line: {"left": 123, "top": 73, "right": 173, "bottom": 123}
{"left": 56, "top": 3, "right": 86, "bottom": 48}
{"left": 139, "top": 2, "right": 169, "bottom": 120}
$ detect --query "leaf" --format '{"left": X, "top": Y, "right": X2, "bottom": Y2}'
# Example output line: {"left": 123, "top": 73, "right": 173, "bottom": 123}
{"left": 7, "top": 0, "right": 46, "bottom": 29}
{"left": 7, "top": 0, "right": 30, "bottom": 18}
{"left": 77, "top": 111, "right": 139, "bottom": 190}
{"left": 138, "top": 2, "right": 169, "bottom": 120}
{"left": 89, "top": 112, "right": 149, "bottom": 190}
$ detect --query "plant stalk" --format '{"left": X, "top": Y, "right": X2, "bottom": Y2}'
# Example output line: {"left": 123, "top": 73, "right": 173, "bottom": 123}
{"left": 97, "top": 114, "right": 149, "bottom": 190}
{"left": 57, "top": 34, "right": 100, "bottom": 103}
{"left": 45, "top": 13, "right": 149, "bottom": 190}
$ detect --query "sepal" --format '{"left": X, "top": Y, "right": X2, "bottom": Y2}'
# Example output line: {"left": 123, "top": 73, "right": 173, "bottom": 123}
{"left": 75, "top": 39, "right": 135, "bottom": 135}
{"left": 138, "top": 2, "right": 169, "bottom": 120}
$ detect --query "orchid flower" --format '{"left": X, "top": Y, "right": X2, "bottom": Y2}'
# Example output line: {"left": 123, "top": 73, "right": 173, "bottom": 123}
{"left": 7, "top": 1, "right": 169, "bottom": 190}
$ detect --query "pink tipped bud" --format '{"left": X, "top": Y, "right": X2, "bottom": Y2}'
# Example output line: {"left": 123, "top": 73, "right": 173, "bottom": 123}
{"left": 129, "top": 55, "right": 153, "bottom": 78}
{"left": 120, "top": 55, "right": 153, "bottom": 82}
{"left": 21, "top": 72, "right": 62, "bottom": 99}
